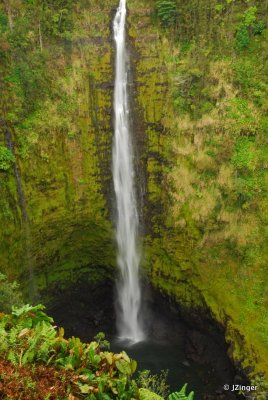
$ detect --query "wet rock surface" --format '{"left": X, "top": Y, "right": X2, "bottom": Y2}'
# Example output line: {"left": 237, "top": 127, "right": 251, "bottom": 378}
{"left": 143, "top": 288, "right": 240, "bottom": 399}
{"left": 47, "top": 279, "right": 116, "bottom": 342}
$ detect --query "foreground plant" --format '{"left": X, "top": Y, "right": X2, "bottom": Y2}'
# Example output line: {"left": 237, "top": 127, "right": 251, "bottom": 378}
{"left": 168, "top": 384, "right": 194, "bottom": 400}
{"left": 0, "top": 304, "right": 138, "bottom": 399}
{"left": 0, "top": 304, "right": 194, "bottom": 399}
{"left": 137, "top": 369, "right": 170, "bottom": 397}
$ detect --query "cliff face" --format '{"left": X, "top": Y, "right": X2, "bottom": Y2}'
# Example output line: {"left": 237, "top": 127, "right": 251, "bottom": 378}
{"left": 0, "top": 0, "right": 267, "bottom": 385}
{"left": 0, "top": 0, "right": 117, "bottom": 295}
{"left": 128, "top": 0, "right": 268, "bottom": 380}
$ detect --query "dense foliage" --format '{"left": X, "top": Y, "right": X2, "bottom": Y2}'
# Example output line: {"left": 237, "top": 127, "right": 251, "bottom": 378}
{"left": 155, "top": 1, "right": 177, "bottom": 27}
{"left": 0, "top": 146, "right": 15, "bottom": 171}
{"left": 0, "top": 304, "right": 139, "bottom": 399}
{"left": 0, "top": 300, "right": 194, "bottom": 400}
{"left": 0, "top": 273, "right": 23, "bottom": 312}
{"left": 0, "top": 0, "right": 79, "bottom": 143}
{"left": 137, "top": 370, "right": 170, "bottom": 398}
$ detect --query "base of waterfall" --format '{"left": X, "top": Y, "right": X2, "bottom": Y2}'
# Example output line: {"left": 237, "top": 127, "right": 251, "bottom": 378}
{"left": 111, "top": 339, "right": 235, "bottom": 399}
{"left": 46, "top": 278, "right": 242, "bottom": 399}
{"left": 115, "top": 294, "right": 146, "bottom": 344}
{"left": 115, "top": 334, "right": 145, "bottom": 345}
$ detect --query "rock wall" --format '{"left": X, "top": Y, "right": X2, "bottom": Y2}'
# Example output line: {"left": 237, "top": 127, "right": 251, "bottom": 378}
{"left": 128, "top": 0, "right": 268, "bottom": 382}
{"left": 0, "top": 0, "right": 117, "bottom": 298}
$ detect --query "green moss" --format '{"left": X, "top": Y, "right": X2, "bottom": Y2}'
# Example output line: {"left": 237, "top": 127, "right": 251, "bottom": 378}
{"left": 0, "top": 0, "right": 116, "bottom": 299}
{"left": 128, "top": 0, "right": 268, "bottom": 380}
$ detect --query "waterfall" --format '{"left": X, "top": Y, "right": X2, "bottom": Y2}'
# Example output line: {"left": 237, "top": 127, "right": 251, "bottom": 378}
{"left": 112, "top": 0, "right": 145, "bottom": 342}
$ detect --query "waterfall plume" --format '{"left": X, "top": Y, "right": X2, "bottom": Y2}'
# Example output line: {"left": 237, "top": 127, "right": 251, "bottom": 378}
{"left": 112, "top": 0, "right": 145, "bottom": 343}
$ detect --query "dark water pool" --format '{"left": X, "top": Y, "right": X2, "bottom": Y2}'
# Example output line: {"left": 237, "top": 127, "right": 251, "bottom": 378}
{"left": 111, "top": 338, "right": 231, "bottom": 399}
{"left": 47, "top": 280, "right": 237, "bottom": 399}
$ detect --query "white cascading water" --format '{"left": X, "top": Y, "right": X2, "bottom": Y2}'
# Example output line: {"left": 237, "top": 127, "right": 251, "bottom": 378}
{"left": 113, "top": 0, "right": 145, "bottom": 342}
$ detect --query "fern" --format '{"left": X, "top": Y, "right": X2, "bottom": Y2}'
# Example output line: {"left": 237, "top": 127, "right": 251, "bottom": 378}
{"left": 12, "top": 304, "right": 53, "bottom": 326}
{"left": 22, "top": 348, "right": 35, "bottom": 364}
{"left": 7, "top": 350, "right": 18, "bottom": 365}
{"left": 0, "top": 322, "right": 8, "bottom": 352}
{"left": 2, "top": 304, "right": 188, "bottom": 400}
{"left": 168, "top": 384, "right": 194, "bottom": 400}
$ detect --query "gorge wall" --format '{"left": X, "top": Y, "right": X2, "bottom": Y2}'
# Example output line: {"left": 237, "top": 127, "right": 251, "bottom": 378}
{"left": 0, "top": 0, "right": 267, "bottom": 388}
{"left": 127, "top": 0, "right": 268, "bottom": 381}
{"left": 0, "top": 0, "right": 117, "bottom": 296}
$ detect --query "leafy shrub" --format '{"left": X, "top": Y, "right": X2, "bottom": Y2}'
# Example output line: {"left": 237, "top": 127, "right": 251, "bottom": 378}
{"left": 94, "top": 331, "right": 110, "bottom": 350}
{"left": 0, "top": 273, "right": 23, "bottom": 312}
{"left": 168, "top": 384, "right": 194, "bottom": 400}
{"left": 252, "top": 20, "right": 266, "bottom": 35}
{"left": 235, "top": 6, "right": 265, "bottom": 49}
{"left": 138, "top": 369, "right": 169, "bottom": 397}
{"left": 156, "top": 0, "right": 177, "bottom": 27}
{"left": 139, "top": 388, "right": 164, "bottom": 400}
{"left": 0, "top": 146, "right": 15, "bottom": 171}
{"left": 243, "top": 7, "right": 257, "bottom": 27}
{"left": 138, "top": 370, "right": 194, "bottom": 400}
{"left": 215, "top": 4, "right": 225, "bottom": 13}
{"left": 236, "top": 25, "right": 250, "bottom": 49}
{"left": 0, "top": 304, "right": 138, "bottom": 399}
{"left": 0, "top": 11, "right": 8, "bottom": 33}
{"left": 250, "top": 374, "right": 268, "bottom": 400}
{"left": 0, "top": 305, "right": 195, "bottom": 399}
{"left": 231, "top": 137, "right": 257, "bottom": 172}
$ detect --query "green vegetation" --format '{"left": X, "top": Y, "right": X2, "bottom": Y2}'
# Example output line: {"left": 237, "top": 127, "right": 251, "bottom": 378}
{"left": 235, "top": 6, "right": 265, "bottom": 49}
{"left": 0, "top": 0, "right": 116, "bottom": 293}
{"left": 0, "top": 0, "right": 267, "bottom": 395}
{"left": 139, "top": 381, "right": 194, "bottom": 400}
{"left": 168, "top": 385, "right": 194, "bottom": 400}
{"left": 137, "top": 370, "right": 170, "bottom": 397}
{"left": 0, "top": 304, "right": 138, "bottom": 399}
{"left": 0, "top": 303, "right": 194, "bottom": 399}
{"left": 139, "top": 389, "right": 164, "bottom": 400}
{"left": 0, "top": 273, "right": 23, "bottom": 312}
{"left": 129, "top": 0, "right": 268, "bottom": 383}
{"left": 155, "top": 0, "right": 177, "bottom": 27}
{"left": 250, "top": 374, "right": 268, "bottom": 400}
{"left": 0, "top": 146, "right": 15, "bottom": 171}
